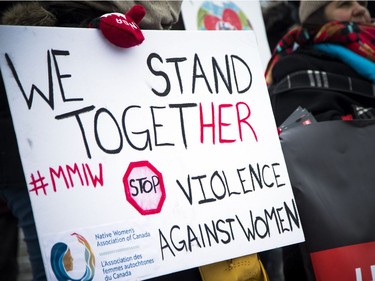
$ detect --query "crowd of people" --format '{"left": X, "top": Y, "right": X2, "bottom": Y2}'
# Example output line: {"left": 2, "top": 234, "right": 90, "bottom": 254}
{"left": 1, "top": 1, "right": 374, "bottom": 280}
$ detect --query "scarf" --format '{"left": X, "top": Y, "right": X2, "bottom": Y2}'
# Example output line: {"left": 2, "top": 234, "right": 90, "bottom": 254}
{"left": 265, "top": 21, "right": 375, "bottom": 84}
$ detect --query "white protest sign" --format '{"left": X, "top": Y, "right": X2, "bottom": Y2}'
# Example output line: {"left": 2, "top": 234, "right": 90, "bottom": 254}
{"left": 0, "top": 26, "right": 304, "bottom": 280}
{"left": 181, "top": 0, "right": 271, "bottom": 70}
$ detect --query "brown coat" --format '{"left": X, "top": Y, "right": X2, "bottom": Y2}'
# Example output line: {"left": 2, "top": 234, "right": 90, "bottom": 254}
{"left": 1, "top": 1, "right": 182, "bottom": 30}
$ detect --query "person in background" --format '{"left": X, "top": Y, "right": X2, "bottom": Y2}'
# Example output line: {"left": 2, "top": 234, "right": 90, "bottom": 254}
{"left": 265, "top": 1, "right": 375, "bottom": 280}
{"left": 262, "top": 1, "right": 300, "bottom": 51}
{"left": 267, "top": 0, "right": 375, "bottom": 125}
{"left": 0, "top": 2, "right": 181, "bottom": 280}
{"left": 0, "top": 3, "right": 20, "bottom": 280}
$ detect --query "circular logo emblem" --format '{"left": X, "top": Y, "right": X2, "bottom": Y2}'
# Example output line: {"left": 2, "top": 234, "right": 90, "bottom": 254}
{"left": 50, "top": 233, "right": 95, "bottom": 281}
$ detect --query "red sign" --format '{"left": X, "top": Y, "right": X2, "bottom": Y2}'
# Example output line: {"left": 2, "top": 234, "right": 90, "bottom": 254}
{"left": 311, "top": 242, "right": 375, "bottom": 281}
{"left": 123, "top": 161, "right": 166, "bottom": 215}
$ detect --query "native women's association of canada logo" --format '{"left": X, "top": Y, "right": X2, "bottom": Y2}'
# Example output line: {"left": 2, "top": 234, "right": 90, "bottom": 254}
{"left": 50, "top": 233, "right": 96, "bottom": 281}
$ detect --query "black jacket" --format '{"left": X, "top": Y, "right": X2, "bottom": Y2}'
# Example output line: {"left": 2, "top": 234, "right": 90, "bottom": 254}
{"left": 268, "top": 47, "right": 375, "bottom": 126}
{"left": 0, "top": 72, "right": 26, "bottom": 189}
{"left": 268, "top": 46, "right": 375, "bottom": 281}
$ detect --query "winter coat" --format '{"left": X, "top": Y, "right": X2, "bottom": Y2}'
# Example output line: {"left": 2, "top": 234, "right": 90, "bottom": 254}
{"left": 268, "top": 46, "right": 375, "bottom": 126}
{"left": 267, "top": 26, "right": 375, "bottom": 281}
{"left": 1, "top": 1, "right": 182, "bottom": 29}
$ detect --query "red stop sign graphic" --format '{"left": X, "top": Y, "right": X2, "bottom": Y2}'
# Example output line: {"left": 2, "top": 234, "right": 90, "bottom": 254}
{"left": 123, "top": 161, "right": 166, "bottom": 215}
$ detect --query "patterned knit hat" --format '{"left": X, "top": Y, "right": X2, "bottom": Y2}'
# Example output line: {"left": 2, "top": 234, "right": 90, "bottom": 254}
{"left": 299, "top": 1, "right": 368, "bottom": 24}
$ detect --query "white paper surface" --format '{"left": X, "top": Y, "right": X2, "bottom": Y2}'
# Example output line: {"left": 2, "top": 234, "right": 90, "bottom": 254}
{"left": 0, "top": 26, "right": 303, "bottom": 280}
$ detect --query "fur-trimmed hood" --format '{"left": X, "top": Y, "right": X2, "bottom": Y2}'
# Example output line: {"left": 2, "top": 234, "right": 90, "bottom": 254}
{"left": 1, "top": 1, "right": 182, "bottom": 30}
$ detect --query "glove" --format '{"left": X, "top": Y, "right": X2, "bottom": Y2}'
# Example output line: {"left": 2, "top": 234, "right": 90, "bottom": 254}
{"left": 89, "top": 4, "right": 146, "bottom": 48}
